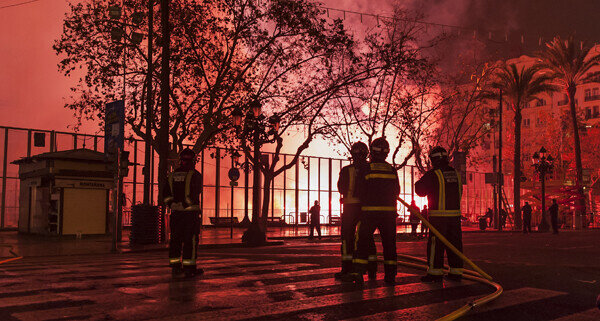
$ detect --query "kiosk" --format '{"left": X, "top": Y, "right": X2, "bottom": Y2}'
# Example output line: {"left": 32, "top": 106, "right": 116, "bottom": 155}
{"left": 13, "top": 149, "right": 113, "bottom": 236}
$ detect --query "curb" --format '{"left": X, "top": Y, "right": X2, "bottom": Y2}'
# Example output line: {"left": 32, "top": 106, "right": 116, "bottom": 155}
{"left": 120, "top": 240, "right": 285, "bottom": 253}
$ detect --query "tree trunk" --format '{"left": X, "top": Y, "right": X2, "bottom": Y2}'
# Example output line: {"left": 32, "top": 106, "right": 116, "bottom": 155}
{"left": 261, "top": 174, "right": 272, "bottom": 229}
{"left": 513, "top": 105, "right": 522, "bottom": 230}
{"left": 568, "top": 87, "right": 586, "bottom": 225}
{"left": 157, "top": 0, "right": 171, "bottom": 241}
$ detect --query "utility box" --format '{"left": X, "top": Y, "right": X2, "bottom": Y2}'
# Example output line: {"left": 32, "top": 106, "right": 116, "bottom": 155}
{"left": 12, "top": 149, "right": 113, "bottom": 236}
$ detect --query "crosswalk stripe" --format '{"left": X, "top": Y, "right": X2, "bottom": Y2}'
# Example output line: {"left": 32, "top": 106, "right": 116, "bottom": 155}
{"left": 152, "top": 281, "right": 475, "bottom": 321}
{"left": 10, "top": 273, "right": 416, "bottom": 321}
{"left": 550, "top": 308, "right": 600, "bottom": 320}
{"left": 342, "top": 287, "right": 567, "bottom": 320}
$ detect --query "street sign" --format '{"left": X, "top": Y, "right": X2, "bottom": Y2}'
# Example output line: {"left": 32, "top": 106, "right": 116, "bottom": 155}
{"left": 104, "top": 100, "right": 125, "bottom": 158}
{"left": 229, "top": 181, "right": 238, "bottom": 187}
{"left": 228, "top": 168, "right": 240, "bottom": 181}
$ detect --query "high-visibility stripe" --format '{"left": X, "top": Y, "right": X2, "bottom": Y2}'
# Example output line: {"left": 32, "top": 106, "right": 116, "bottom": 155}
{"left": 169, "top": 258, "right": 181, "bottom": 264}
{"left": 370, "top": 163, "right": 392, "bottom": 171}
{"left": 427, "top": 269, "right": 444, "bottom": 275}
{"left": 449, "top": 267, "right": 463, "bottom": 275}
{"left": 168, "top": 174, "right": 174, "bottom": 200}
{"left": 164, "top": 196, "right": 174, "bottom": 203}
{"left": 365, "top": 173, "right": 397, "bottom": 180}
{"left": 345, "top": 166, "right": 359, "bottom": 204}
{"left": 429, "top": 210, "right": 461, "bottom": 217}
{"left": 342, "top": 255, "right": 353, "bottom": 261}
{"left": 353, "top": 258, "right": 368, "bottom": 264}
{"left": 184, "top": 170, "right": 194, "bottom": 206}
{"left": 368, "top": 255, "right": 377, "bottom": 261}
{"left": 342, "top": 240, "right": 347, "bottom": 256}
{"left": 434, "top": 170, "right": 445, "bottom": 211}
{"left": 362, "top": 206, "right": 396, "bottom": 211}
{"left": 182, "top": 259, "right": 195, "bottom": 266}
{"left": 354, "top": 221, "right": 361, "bottom": 252}
{"left": 429, "top": 236, "right": 436, "bottom": 271}
{"left": 383, "top": 260, "right": 397, "bottom": 265}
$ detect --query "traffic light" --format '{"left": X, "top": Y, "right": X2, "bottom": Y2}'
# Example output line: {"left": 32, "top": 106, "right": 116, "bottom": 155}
{"left": 120, "top": 151, "right": 130, "bottom": 177}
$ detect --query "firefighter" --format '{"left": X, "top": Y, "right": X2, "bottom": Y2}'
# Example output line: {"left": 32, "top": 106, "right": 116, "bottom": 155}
{"left": 344, "top": 137, "right": 400, "bottom": 285}
{"left": 415, "top": 146, "right": 463, "bottom": 283}
{"left": 163, "top": 148, "right": 203, "bottom": 278}
{"left": 334, "top": 142, "right": 377, "bottom": 280}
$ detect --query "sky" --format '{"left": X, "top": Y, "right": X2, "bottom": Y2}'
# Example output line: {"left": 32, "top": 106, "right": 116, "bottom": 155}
{"left": 1, "top": 0, "right": 599, "bottom": 137}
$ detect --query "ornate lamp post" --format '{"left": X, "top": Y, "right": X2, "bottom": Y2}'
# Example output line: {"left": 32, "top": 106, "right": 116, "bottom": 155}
{"left": 231, "top": 100, "right": 280, "bottom": 246}
{"left": 532, "top": 147, "right": 554, "bottom": 232}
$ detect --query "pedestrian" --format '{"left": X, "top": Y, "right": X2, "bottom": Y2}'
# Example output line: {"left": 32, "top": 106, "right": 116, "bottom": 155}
{"left": 309, "top": 200, "right": 321, "bottom": 239}
{"left": 420, "top": 205, "right": 429, "bottom": 238}
{"left": 522, "top": 202, "right": 532, "bottom": 233}
{"left": 415, "top": 146, "right": 464, "bottom": 283}
{"left": 335, "top": 142, "right": 377, "bottom": 280}
{"left": 163, "top": 148, "right": 203, "bottom": 278}
{"left": 343, "top": 137, "right": 400, "bottom": 285}
{"left": 500, "top": 208, "right": 507, "bottom": 229}
{"left": 409, "top": 200, "right": 420, "bottom": 237}
{"left": 549, "top": 199, "right": 559, "bottom": 234}
{"left": 485, "top": 207, "right": 494, "bottom": 227}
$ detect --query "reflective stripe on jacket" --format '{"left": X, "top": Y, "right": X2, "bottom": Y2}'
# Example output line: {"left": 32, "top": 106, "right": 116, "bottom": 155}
{"left": 359, "top": 161, "right": 400, "bottom": 214}
{"left": 415, "top": 165, "right": 462, "bottom": 217}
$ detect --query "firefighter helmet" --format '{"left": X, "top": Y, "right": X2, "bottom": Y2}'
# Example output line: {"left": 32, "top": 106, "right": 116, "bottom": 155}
{"left": 429, "top": 146, "right": 449, "bottom": 168}
{"left": 370, "top": 137, "right": 389, "bottom": 161}
{"left": 180, "top": 148, "right": 195, "bottom": 160}
{"left": 350, "top": 142, "right": 369, "bottom": 162}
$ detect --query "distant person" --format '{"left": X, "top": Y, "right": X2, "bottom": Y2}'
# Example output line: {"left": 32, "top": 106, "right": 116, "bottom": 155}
{"left": 309, "top": 200, "right": 321, "bottom": 239}
{"left": 163, "top": 148, "right": 203, "bottom": 278}
{"left": 522, "top": 202, "right": 532, "bottom": 233}
{"left": 335, "top": 142, "right": 376, "bottom": 280}
{"left": 500, "top": 208, "right": 508, "bottom": 229}
{"left": 549, "top": 199, "right": 559, "bottom": 234}
{"left": 485, "top": 207, "right": 494, "bottom": 227}
{"left": 415, "top": 146, "right": 464, "bottom": 283}
{"left": 420, "top": 205, "right": 429, "bottom": 238}
{"left": 409, "top": 200, "right": 420, "bottom": 236}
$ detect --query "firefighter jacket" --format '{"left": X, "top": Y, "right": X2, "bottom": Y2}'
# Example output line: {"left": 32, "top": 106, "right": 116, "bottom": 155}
{"left": 358, "top": 161, "right": 400, "bottom": 214}
{"left": 415, "top": 164, "right": 462, "bottom": 217}
{"left": 163, "top": 166, "right": 202, "bottom": 211}
{"left": 337, "top": 163, "right": 362, "bottom": 205}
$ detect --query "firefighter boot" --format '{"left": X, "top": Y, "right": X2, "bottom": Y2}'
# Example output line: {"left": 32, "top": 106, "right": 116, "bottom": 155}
{"left": 340, "top": 272, "right": 364, "bottom": 285}
{"left": 171, "top": 264, "right": 183, "bottom": 277}
{"left": 335, "top": 261, "right": 353, "bottom": 280}
{"left": 420, "top": 274, "right": 443, "bottom": 283}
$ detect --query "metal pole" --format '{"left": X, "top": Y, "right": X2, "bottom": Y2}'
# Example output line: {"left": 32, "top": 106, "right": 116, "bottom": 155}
{"left": 143, "top": 0, "right": 154, "bottom": 205}
{"left": 496, "top": 89, "right": 503, "bottom": 229}
{"left": 283, "top": 154, "right": 287, "bottom": 223}
{"left": 112, "top": 148, "right": 121, "bottom": 252}
{"left": 27, "top": 130, "right": 32, "bottom": 157}
{"left": 133, "top": 140, "right": 138, "bottom": 205}
{"left": 215, "top": 148, "right": 220, "bottom": 219}
{"left": 1, "top": 128, "right": 8, "bottom": 228}
{"left": 295, "top": 158, "right": 299, "bottom": 226}
{"left": 328, "top": 158, "right": 332, "bottom": 224}
{"left": 230, "top": 153, "right": 234, "bottom": 239}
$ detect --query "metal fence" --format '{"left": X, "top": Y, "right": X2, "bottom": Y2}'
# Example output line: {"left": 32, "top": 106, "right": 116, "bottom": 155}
{"left": 1, "top": 125, "right": 498, "bottom": 231}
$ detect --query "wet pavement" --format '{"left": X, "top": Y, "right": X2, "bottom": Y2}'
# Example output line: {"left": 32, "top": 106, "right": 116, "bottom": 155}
{"left": 1, "top": 230, "right": 599, "bottom": 320}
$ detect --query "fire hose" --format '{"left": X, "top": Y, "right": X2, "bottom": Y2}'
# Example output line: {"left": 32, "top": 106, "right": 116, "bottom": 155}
{"left": 396, "top": 197, "right": 503, "bottom": 320}
{"left": 0, "top": 244, "right": 22, "bottom": 265}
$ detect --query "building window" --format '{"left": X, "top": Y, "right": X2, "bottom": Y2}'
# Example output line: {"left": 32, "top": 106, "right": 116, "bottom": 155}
{"left": 594, "top": 106, "right": 599, "bottom": 118}
{"left": 594, "top": 88, "right": 599, "bottom": 96}
{"left": 535, "top": 99, "right": 546, "bottom": 107}
{"left": 585, "top": 89, "right": 591, "bottom": 99}
{"left": 523, "top": 119, "right": 530, "bottom": 128}
{"left": 536, "top": 118, "right": 543, "bottom": 127}
{"left": 585, "top": 107, "right": 592, "bottom": 120}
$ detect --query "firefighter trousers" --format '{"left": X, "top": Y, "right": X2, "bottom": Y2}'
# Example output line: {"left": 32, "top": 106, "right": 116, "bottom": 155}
{"left": 426, "top": 216, "right": 463, "bottom": 276}
{"left": 169, "top": 210, "right": 200, "bottom": 270}
{"left": 341, "top": 205, "right": 376, "bottom": 273}
{"left": 353, "top": 213, "right": 397, "bottom": 277}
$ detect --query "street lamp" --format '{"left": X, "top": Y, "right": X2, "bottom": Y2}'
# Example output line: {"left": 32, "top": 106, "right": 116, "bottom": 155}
{"left": 532, "top": 147, "right": 554, "bottom": 232}
{"left": 231, "top": 99, "right": 280, "bottom": 246}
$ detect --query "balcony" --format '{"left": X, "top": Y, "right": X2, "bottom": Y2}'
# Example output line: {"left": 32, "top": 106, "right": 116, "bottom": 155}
{"left": 584, "top": 95, "right": 600, "bottom": 102}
